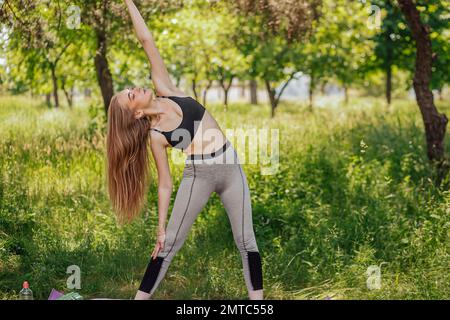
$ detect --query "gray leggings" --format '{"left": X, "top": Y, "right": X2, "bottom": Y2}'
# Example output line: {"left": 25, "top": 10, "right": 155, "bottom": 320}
{"left": 138, "top": 141, "right": 263, "bottom": 296}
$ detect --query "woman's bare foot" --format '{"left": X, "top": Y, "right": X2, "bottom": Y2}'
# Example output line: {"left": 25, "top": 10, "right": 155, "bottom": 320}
{"left": 135, "top": 290, "right": 152, "bottom": 300}
{"left": 249, "top": 289, "right": 263, "bottom": 300}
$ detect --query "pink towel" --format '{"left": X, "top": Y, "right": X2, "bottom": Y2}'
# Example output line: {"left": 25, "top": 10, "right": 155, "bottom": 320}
{"left": 48, "top": 288, "right": 64, "bottom": 300}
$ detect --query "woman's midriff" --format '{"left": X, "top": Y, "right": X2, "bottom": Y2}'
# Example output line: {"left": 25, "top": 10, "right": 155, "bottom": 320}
{"left": 183, "top": 110, "right": 227, "bottom": 156}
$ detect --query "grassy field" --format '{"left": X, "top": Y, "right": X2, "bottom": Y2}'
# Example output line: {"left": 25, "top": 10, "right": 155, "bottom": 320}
{"left": 0, "top": 94, "right": 449, "bottom": 300}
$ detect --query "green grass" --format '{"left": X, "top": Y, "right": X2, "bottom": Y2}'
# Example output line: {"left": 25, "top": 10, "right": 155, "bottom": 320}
{"left": 0, "top": 94, "right": 449, "bottom": 300}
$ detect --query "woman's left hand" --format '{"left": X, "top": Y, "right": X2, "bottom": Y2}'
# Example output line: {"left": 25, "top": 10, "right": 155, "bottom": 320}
{"left": 151, "top": 228, "right": 165, "bottom": 260}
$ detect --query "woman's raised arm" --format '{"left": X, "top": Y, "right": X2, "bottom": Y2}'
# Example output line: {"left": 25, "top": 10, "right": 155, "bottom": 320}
{"left": 124, "top": 0, "right": 177, "bottom": 95}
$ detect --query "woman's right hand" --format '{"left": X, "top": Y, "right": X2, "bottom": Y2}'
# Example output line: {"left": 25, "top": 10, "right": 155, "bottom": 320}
{"left": 151, "top": 228, "right": 165, "bottom": 260}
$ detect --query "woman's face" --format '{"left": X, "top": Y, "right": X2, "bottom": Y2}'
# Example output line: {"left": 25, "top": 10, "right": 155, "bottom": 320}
{"left": 119, "top": 87, "right": 154, "bottom": 114}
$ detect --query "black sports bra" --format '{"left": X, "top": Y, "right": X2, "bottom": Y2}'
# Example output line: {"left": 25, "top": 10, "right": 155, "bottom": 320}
{"left": 150, "top": 95, "right": 206, "bottom": 150}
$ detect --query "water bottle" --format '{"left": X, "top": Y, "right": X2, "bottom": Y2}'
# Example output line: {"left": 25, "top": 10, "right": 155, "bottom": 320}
{"left": 19, "top": 281, "right": 33, "bottom": 300}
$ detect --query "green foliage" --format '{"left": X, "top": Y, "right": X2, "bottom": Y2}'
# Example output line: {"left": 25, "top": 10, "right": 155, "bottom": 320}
{"left": 299, "top": 0, "right": 376, "bottom": 93}
{"left": 369, "top": 0, "right": 450, "bottom": 91}
{"left": 0, "top": 0, "right": 448, "bottom": 104}
{"left": 356, "top": 68, "right": 411, "bottom": 98}
{"left": 1, "top": 0, "right": 86, "bottom": 98}
{"left": 150, "top": 1, "right": 248, "bottom": 94}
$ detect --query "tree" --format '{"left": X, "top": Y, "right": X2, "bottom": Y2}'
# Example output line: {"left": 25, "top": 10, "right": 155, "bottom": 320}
{"left": 1, "top": 0, "right": 80, "bottom": 108}
{"left": 204, "top": 1, "right": 248, "bottom": 109}
{"left": 323, "top": 0, "right": 375, "bottom": 105}
{"left": 152, "top": 1, "right": 248, "bottom": 109}
{"left": 70, "top": 0, "right": 127, "bottom": 113}
{"left": 72, "top": 0, "right": 183, "bottom": 114}
{"left": 232, "top": 0, "right": 321, "bottom": 117}
{"left": 370, "top": 0, "right": 414, "bottom": 105}
{"left": 295, "top": 0, "right": 374, "bottom": 108}
{"left": 427, "top": 2, "right": 450, "bottom": 98}
{"left": 397, "top": 0, "right": 448, "bottom": 182}
{"left": 370, "top": 0, "right": 448, "bottom": 105}
{"left": 151, "top": 6, "right": 208, "bottom": 102}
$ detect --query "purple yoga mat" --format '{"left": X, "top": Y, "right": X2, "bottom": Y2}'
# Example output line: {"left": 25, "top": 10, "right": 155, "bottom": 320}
{"left": 48, "top": 288, "right": 64, "bottom": 300}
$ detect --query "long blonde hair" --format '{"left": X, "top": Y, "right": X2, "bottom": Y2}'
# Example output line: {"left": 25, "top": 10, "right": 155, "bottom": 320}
{"left": 106, "top": 94, "right": 152, "bottom": 224}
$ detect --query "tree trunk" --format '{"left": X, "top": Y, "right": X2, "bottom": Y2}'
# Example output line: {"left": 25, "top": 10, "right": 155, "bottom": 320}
{"left": 250, "top": 79, "right": 258, "bottom": 105}
{"left": 264, "top": 73, "right": 296, "bottom": 117}
{"left": 50, "top": 65, "right": 59, "bottom": 108}
{"left": 45, "top": 93, "right": 51, "bottom": 107}
{"left": 61, "top": 78, "right": 73, "bottom": 108}
{"left": 202, "top": 89, "right": 207, "bottom": 107}
{"left": 70, "top": 86, "right": 74, "bottom": 107}
{"left": 64, "top": 89, "right": 73, "bottom": 108}
{"left": 386, "top": 63, "right": 392, "bottom": 105}
{"left": 398, "top": 0, "right": 449, "bottom": 182}
{"left": 191, "top": 78, "right": 198, "bottom": 101}
{"left": 224, "top": 88, "right": 229, "bottom": 108}
{"left": 202, "top": 79, "right": 213, "bottom": 107}
{"left": 219, "top": 76, "right": 234, "bottom": 110}
{"left": 385, "top": 15, "right": 394, "bottom": 106}
{"left": 219, "top": 78, "right": 227, "bottom": 108}
{"left": 62, "top": 80, "right": 73, "bottom": 108}
{"left": 240, "top": 80, "right": 246, "bottom": 98}
{"left": 309, "top": 74, "right": 315, "bottom": 110}
{"left": 94, "top": 30, "right": 114, "bottom": 114}
{"left": 344, "top": 85, "right": 349, "bottom": 105}
{"left": 265, "top": 80, "right": 277, "bottom": 118}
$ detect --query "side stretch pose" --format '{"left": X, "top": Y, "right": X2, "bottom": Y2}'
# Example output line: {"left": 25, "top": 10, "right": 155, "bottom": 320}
{"left": 106, "top": 0, "right": 263, "bottom": 300}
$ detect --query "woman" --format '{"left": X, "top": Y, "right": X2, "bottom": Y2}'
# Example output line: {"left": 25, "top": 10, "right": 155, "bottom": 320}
{"left": 106, "top": 0, "right": 263, "bottom": 300}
